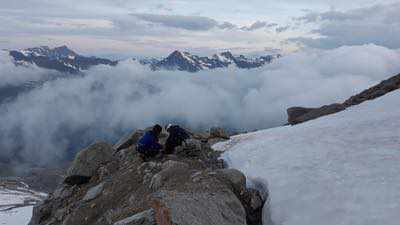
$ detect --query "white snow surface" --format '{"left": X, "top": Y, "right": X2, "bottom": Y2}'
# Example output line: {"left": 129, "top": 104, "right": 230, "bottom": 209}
{"left": 0, "top": 206, "right": 33, "bottom": 225}
{"left": 214, "top": 90, "right": 400, "bottom": 225}
{"left": 0, "top": 183, "right": 47, "bottom": 225}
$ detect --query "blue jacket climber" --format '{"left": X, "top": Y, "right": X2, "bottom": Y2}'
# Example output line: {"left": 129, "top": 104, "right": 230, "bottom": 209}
{"left": 137, "top": 124, "right": 163, "bottom": 157}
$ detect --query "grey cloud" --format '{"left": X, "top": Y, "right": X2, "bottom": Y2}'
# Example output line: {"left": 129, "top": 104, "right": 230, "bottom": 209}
{"left": 241, "top": 21, "right": 278, "bottom": 31}
{"left": 129, "top": 13, "right": 281, "bottom": 33}
{"left": 155, "top": 4, "right": 173, "bottom": 12}
{"left": 0, "top": 52, "right": 49, "bottom": 87}
{"left": 297, "top": 10, "right": 363, "bottom": 23}
{"left": 263, "top": 47, "right": 282, "bottom": 54}
{"left": 276, "top": 26, "right": 290, "bottom": 33}
{"left": 131, "top": 13, "right": 220, "bottom": 31}
{"left": 0, "top": 0, "right": 292, "bottom": 55}
{"left": 218, "top": 21, "right": 237, "bottom": 30}
{"left": 292, "top": 3, "right": 400, "bottom": 49}
{"left": 299, "top": 3, "right": 399, "bottom": 23}
{"left": 1, "top": 44, "right": 400, "bottom": 165}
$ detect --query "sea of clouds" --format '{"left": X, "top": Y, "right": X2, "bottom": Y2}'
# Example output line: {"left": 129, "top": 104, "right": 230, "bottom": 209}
{"left": 0, "top": 44, "right": 399, "bottom": 165}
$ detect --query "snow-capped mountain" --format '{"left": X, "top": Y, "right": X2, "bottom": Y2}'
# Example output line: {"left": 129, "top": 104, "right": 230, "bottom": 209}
{"left": 8, "top": 46, "right": 118, "bottom": 74}
{"left": 150, "top": 50, "right": 280, "bottom": 72}
{"left": 8, "top": 46, "right": 280, "bottom": 74}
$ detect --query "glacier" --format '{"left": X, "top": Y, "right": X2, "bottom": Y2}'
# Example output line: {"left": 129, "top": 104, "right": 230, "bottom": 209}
{"left": 214, "top": 90, "right": 400, "bottom": 225}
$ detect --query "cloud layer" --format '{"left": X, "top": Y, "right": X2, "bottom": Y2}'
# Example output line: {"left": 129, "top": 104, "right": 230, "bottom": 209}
{"left": 0, "top": 52, "right": 49, "bottom": 87}
{"left": 3, "top": 1, "right": 398, "bottom": 56}
{"left": 292, "top": 3, "right": 400, "bottom": 49}
{"left": 0, "top": 44, "right": 399, "bottom": 165}
{"left": 131, "top": 14, "right": 221, "bottom": 31}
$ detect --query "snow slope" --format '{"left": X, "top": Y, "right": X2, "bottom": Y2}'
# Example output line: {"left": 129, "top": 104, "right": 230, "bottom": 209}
{"left": 214, "top": 90, "right": 400, "bottom": 225}
{"left": 0, "top": 181, "right": 46, "bottom": 225}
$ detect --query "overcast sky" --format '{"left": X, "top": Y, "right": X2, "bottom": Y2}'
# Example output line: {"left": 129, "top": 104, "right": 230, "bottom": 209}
{"left": 0, "top": 0, "right": 398, "bottom": 57}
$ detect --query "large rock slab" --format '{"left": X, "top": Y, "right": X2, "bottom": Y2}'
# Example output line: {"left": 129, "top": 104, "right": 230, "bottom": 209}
{"left": 155, "top": 190, "right": 247, "bottom": 225}
{"left": 67, "top": 141, "right": 114, "bottom": 178}
{"left": 287, "top": 73, "right": 400, "bottom": 125}
{"left": 286, "top": 107, "right": 313, "bottom": 124}
{"left": 114, "top": 209, "right": 156, "bottom": 225}
{"left": 216, "top": 169, "right": 246, "bottom": 194}
{"left": 82, "top": 182, "right": 105, "bottom": 202}
{"left": 150, "top": 161, "right": 189, "bottom": 190}
{"left": 113, "top": 130, "right": 145, "bottom": 151}
{"left": 287, "top": 103, "right": 345, "bottom": 125}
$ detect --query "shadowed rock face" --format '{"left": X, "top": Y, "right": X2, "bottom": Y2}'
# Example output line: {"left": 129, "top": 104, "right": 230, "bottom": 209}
{"left": 287, "top": 104, "right": 345, "bottom": 125}
{"left": 287, "top": 73, "right": 400, "bottom": 125}
{"left": 29, "top": 128, "right": 267, "bottom": 225}
{"left": 66, "top": 141, "right": 115, "bottom": 178}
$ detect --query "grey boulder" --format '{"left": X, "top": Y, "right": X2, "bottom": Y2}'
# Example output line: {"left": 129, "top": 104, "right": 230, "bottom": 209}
{"left": 82, "top": 182, "right": 105, "bottom": 202}
{"left": 209, "top": 127, "right": 230, "bottom": 139}
{"left": 216, "top": 169, "right": 246, "bottom": 194}
{"left": 113, "top": 209, "right": 156, "bottom": 225}
{"left": 67, "top": 141, "right": 115, "bottom": 178}
{"left": 113, "top": 130, "right": 145, "bottom": 151}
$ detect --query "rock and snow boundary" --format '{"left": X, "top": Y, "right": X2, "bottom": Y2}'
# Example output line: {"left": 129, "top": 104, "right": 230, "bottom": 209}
{"left": 214, "top": 90, "right": 400, "bottom": 225}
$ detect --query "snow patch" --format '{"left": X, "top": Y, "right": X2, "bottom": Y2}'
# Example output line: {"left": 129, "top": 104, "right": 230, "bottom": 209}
{"left": 0, "top": 206, "right": 33, "bottom": 225}
{"left": 215, "top": 90, "right": 400, "bottom": 225}
{"left": 0, "top": 181, "right": 47, "bottom": 225}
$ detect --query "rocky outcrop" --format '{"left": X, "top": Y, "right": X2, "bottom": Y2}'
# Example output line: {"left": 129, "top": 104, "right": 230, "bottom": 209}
{"left": 287, "top": 73, "right": 400, "bottom": 125}
{"left": 343, "top": 73, "right": 400, "bottom": 107}
{"left": 207, "top": 127, "right": 230, "bottom": 146}
{"left": 209, "top": 127, "right": 230, "bottom": 139}
{"left": 29, "top": 128, "right": 267, "bottom": 225}
{"left": 113, "top": 130, "right": 146, "bottom": 151}
{"left": 114, "top": 209, "right": 156, "bottom": 225}
{"left": 287, "top": 104, "right": 345, "bottom": 125}
{"left": 64, "top": 141, "right": 115, "bottom": 185}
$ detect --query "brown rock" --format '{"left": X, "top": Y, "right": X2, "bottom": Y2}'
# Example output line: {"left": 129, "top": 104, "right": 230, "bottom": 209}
{"left": 287, "top": 104, "right": 345, "bottom": 125}
{"left": 209, "top": 127, "right": 230, "bottom": 139}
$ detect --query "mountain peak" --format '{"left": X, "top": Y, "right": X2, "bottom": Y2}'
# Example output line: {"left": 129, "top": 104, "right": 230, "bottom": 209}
{"left": 53, "top": 45, "right": 77, "bottom": 58}
{"left": 10, "top": 46, "right": 279, "bottom": 74}
{"left": 168, "top": 50, "right": 193, "bottom": 59}
{"left": 9, "top": 45, "right": 117, "bottom": 74}
{"left": 150, "top": 49, "right": 279, "bottom": 72}
{"left": 220, "top": 51, "right": 234, "bottom": 59}
{"left": 169, "top": 50, "right": 182, "bottom": 55}
{"left": 154, "top": 50, "right": 201, "bottom": 72}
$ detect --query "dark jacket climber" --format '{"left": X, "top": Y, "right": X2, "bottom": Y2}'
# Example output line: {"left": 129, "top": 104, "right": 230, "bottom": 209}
{"left": 137, "top": 124, "right": 163, "bottom": 158}
{"left": 164, "top": 124, "right": 190, "bottom": 154}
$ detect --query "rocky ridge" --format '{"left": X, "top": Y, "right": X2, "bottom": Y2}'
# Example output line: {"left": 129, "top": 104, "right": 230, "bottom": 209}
{"left": 29, "top": 128, "right": 268, "bottom": 225}
{"left": 147, "top": 50, "right": 280, "bottom": 72}
{"left": 8, "top": 46, "right": 118, "bottom": 74}
{"left": 8, "top": 46, "right": 280, "bottom": 74}
{"left": 287, "top": 73, "right": 400, "bottom": 125}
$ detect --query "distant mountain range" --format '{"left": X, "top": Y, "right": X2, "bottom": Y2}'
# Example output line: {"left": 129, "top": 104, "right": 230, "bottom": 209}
{"left": 8, "top": 46, "right": 118, "bottom": 74}
{"left": 7, "top": 46, "right": 281, "bottom": 74}
{"left": 139, "top": 50, "right": 281, "bottom": 72}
